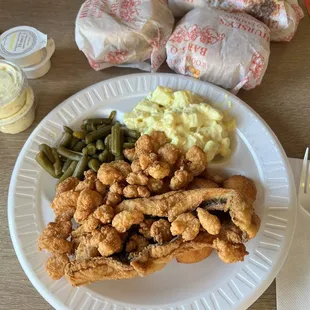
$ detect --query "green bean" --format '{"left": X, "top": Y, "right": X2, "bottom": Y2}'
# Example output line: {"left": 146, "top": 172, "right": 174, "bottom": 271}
{"left": 57, "top": 161, "right": 77, "bottom": 184}
{"left": 109, "top": 110, "right": 116, "bottom": 120}
{"left": 59, "top": 132, "right": 73, "bottom": 147}
{"left": 83, "top": 118, "right": 112, "bottom": 125}
{"left": 104, "top": 134, "right": 111, "bottom": 152}
{"left": 111, "top": 124, "right": 122, "bottom": 156}
{"left": 126, "top": 137, "right": 137, "bottom": 143}
{"left": 73, "top": 130, "right": 87, "bottom": 140}
{"left": 85, "top": 125, "right": 112, "bottom": 144}
{"left": 122, "top": 128, "right": 140, "bottom": 139}
{"left": 62, "top": 159, "right": 72, "bottom": 173}
{"left": 69, "top": 136, "right": 79, "bottom": 149}
{"left": 86, "top": 143, "right": 96, "bottom": 155}
{"left": 98, "top": 150, "right": 109, "bottom": 163}
{"left": 73, "top": 140, "right": 86, "bottom": 152}
{"left": 39, "top": 144, "right": 55, "bottom": 163}
{"left": 96, "top": 139, "right": 105, "bottom": 151}
{"left": 91, "top": 154, "right": 99, "bottom": 159}
{"left": 82, "top": 147, "right": 88, "bottom": 155}
{"left": 123, "top": 142, "right": 135, "bottom": 149}
{"left": 51, "top": 148, "right": 62, "bottom": 177}
{"left": 115, "top": 154, "right": 124, "bottom": 161}
{"left": 63, "top": 126, "right": 73, "bottom": 134}
{"left": 35, "top": 151, "right": 56, "bottom": 177}
{"left": 57, "top": 146, "right": 83, "bottom": 161}
{"left": 73, "top": 155, "right": 89, "bottom": 179}
{"left": 88, "top": 158, "right": 101, "bottom": 172}
{"left": 86, "top": 123, "right": 97, "bottom": 131}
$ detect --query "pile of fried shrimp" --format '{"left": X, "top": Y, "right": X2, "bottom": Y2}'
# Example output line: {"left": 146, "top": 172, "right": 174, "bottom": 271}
{"left": 38, "top": 131, "right": 260, "bottom": 286}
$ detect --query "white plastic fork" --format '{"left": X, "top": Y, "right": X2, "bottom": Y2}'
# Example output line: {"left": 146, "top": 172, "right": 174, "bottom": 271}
{"left": 299, "top": 147, "right": 310, "bottom": 215}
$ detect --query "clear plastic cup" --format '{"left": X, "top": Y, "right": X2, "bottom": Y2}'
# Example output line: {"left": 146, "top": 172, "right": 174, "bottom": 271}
{"left": 0, "top": 87, "right": 36, "bottom": 134}
{"left": 0, "top": 60, "right": 29, "bottom": 118}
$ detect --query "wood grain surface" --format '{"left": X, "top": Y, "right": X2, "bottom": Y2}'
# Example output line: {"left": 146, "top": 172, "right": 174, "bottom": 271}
{"left": 0, "top": 1, "right": 309, "bottom": 309}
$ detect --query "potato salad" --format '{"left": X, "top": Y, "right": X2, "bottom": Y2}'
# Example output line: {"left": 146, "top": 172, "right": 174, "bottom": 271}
{"left": 123, "top": 86, "right": 235, "bottom": 162}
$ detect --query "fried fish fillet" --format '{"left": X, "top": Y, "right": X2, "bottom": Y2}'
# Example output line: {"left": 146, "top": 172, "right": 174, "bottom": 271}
{"left": 65, "top": 257, "right": 137, "bottom": 286}
{"left": 115, "top": 188, "right": 256, "bottom": 238}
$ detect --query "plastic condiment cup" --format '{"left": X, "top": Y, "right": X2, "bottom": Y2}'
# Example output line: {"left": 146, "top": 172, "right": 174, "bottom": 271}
{"left": 0, "top": 60, "right": 29, "bottom": 118}
{"left": 22, "top": 39, "right": 55, "bottom": 79}
{"left": 0, "top": 26, "right": 48, "bottom": 68}
{"left": 0, "top": 87, "right": 36, "bottom": 134}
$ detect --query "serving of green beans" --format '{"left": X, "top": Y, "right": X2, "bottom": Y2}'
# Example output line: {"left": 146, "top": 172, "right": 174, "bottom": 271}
{"left": 35, "top": 111, "right": 140, "bottom": 184}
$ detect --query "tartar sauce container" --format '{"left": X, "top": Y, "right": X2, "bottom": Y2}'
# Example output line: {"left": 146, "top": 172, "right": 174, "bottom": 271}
{"left": 0, "top": 87, "right": 35, "bottom": 134}
{"left": 0, "top": 26, "right": 47, "bottom": 68}
{"left": 0, "top": 60, "right": 29, "bottom": 118}
{"left": 22, "top": 38, "right": 55, "bottom": 79}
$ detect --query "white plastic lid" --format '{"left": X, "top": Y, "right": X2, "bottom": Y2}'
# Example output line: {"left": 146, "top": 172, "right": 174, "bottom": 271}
{"left": 22, "top": 38, "right": 55, "bottom": 77}
{"left": 0, "top": 26, "right": 47, "bottom": 60}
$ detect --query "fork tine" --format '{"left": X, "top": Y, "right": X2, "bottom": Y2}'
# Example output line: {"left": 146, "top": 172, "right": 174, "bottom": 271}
{"left": 300, "top": 147, "right": 309, "bottom": 194}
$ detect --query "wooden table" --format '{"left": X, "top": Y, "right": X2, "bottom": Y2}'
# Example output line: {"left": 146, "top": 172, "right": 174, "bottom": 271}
{"left": 0, "top": 1, "right": 309, "bottom": 309}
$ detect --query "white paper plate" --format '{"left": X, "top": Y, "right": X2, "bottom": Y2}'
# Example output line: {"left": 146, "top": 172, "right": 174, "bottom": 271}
{"left": 8, "top": 73, "right": 297, "bottom": 310}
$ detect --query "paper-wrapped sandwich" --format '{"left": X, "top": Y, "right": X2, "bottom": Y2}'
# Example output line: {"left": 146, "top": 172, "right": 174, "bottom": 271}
{"left": 166, "top": 7, "right": 271, "bottom": 92}
{"left": 168, "top": 0, "right": 304, "bottom": 42}
{"left": 75, "top": 0, "right": 174, "bottom": 71}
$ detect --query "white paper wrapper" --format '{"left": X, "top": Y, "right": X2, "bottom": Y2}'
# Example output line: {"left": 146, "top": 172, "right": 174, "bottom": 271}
{"left": 166, "top": 7, "right": 270, "bottom": 93}
{"left": 168, "top": 0, "right": 304, "bottom": 42}
{"left": 75, "top": 0, "right": 174, "bottom": 71}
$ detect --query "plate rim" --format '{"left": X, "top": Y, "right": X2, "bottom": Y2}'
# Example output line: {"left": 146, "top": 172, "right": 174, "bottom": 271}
{"left": 8, "top": 72, "right": 297, "bottom": 310}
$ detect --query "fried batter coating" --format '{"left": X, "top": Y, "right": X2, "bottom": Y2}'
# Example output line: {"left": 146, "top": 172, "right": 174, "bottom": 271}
{"left": 125, "top": 234, "right": 149, "bottom": 253}
{"left": 150, "top": 131, "right": 170, "bottom": 150}
{"left": 38, "top": 235, "right": 72, "bottom": 254}
{"left": 197, "top": 208, "right": 221, "bottom": 235}
{"left": 51, "top": 190, "right": 79, "bottom": 217}
{"left": 123, "top": 185, "right": 151, "bottom": 198}
{"left": 74, "top": 189, "right": 103, "bottom": 223}
{"left": 43, "top": 220, "right": 72, "bottom": 239}
{"left": 175, "top": 154, "right": 187, "bottom": 170}
{"left": 126, "top": 172, "right": 148, "bottom": 186}
{"left": 213, "top": 238, "right": 248, "bottom": 263}
{"left": 187, "top": 178, "right": 219, "bottom": 190}
{"left": 56, "top": 177, "right": 80, "bottom": 195}
{"left": 200, "top": 170, "right": 224, "bottom": 185}
{"left": 71, "top": 216, "right": 100, "bottom": 238}
{"left": 65, "top": 257, "right": 137, "bottom": 286}
{"left": 55, "top": 213, "right": 73, "bottom": 222}
{"left": 75, "top": 178, "right": 95, "bottom": 192}
{"left": 91, "top": 226, "right": 122, "bottom": 257}
{"left": 93, "top": 204, "right": 114, "bottom": 224}
{"left": 147, "top": 178, "right": 164, "bottom": 193}
{"left": 97, "top": 164, "right": 124, "bottom": 185}
{"left": 186, "top": 146, "right": 206, "bottom": 176}
{"left": 75, "top": 239, "right": 100, "bottom": 261}
{"left": 171, "top": 213, "right": 200, "bottom": 241}
{"left": 176, "top": 247, "right": 213, "bottom": 264}
{"left": 46, "top": 254, "right": 70, "bottom": 280}
{"left": 147, "top": 161, "right": 171, "bottom": 180}
{"left": 170, "top": 169, "right": 194, "bottom": 190}
{"left": 135, "top": 134, "right": 154, "bottom": 156}
{"left": 139, "top": 219, "right": 156, "bottom": 239}
{"left": 150, "top": 219, "right": 172, "bottom": 244}
{"left": 95, "top": 180, "right": 107, "bottom": 195}
{"left": 109, "top": 182, "right": 124, "bottom": 195}
{"left": 97, "top": 161, "right": 131, "bottom": 185}
{"left": 219, "top": 222, "right": 247, "bottom": 244}
{"left": 131, "top": 159, "right": 142, "bottom": 173}
{"left": 129, "top": 238, "right": 183, "bottom": 276}
{"left": 123, "top": 148, "right": 136, "bottom": 161}
{"left": 139, "top": 153, "right": 158, "bottom": 170}
{"left": 223, "top": 175, "right": 257, "bottom": 204}
{"left": 112, "top": 210, "right": 144, "bottom": 233}
{"left": 105, "top": 192, "right": 122, "bottom": 206}
{"left": 158, "top": 143, "right": 180, "bottom": 166}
